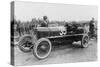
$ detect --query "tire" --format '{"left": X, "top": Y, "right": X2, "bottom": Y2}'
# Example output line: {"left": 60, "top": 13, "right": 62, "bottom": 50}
{"left": 18, "top": 35, "right": 33, "bottom": 53}
{"left": 33, "top": 38, "right": 52, "bottom": 60}
{"left": 81, "top": 34, "right": 89, "bottom": 48}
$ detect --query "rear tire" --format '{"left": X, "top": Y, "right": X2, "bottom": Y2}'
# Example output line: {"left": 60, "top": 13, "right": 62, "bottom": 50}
{"left": 81, "top": 34, "right": 89, "bottom": 48}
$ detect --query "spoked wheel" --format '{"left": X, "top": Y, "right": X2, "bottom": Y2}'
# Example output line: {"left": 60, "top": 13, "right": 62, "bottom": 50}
{"left": 33, "top": 38, "right": 52, "bottom": 60}
{"left": 19, "top": 35, "right": 33, "bottom": 53}
{"left": 81, "top": 34, "right": 89, "bottom": 48}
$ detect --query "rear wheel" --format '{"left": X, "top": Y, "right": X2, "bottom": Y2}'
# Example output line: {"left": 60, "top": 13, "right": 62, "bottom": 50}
{"left": 81, "top": 34, "right": 89, "bottom": 48}
{"left": 33, "top": 38, "right": 52, "bottom": 60}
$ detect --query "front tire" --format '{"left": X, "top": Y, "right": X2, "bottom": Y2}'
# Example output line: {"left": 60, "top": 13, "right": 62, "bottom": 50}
{"left": 33, "top": 38, "right": 52, "bottom": 60}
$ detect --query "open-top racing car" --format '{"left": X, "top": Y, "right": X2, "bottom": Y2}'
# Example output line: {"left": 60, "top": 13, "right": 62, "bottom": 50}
{"left": 18, "top": 23, "right": 89, "bottom": 60}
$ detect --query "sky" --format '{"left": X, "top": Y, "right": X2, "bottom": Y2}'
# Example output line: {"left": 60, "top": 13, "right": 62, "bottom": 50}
{"left": 14, "top": 1, "right": 98, "bottom": 22}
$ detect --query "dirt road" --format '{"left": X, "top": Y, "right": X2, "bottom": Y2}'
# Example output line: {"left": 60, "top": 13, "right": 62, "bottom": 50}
{"left": 14, "top": 39, "right": 97, "bottom": 66}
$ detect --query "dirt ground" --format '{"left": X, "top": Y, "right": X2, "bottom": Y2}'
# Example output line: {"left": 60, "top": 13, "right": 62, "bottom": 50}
{"left": 14, "top": 39, "right": 97, "bottom": 66}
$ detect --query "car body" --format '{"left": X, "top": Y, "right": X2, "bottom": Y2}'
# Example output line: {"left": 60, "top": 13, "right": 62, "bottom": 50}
{"left": 18, "top": 24, "right": 89, "bottom": 60}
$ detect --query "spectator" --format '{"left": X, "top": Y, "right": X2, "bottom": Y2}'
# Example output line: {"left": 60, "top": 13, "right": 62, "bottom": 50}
{"left": 89, "top": 18, "right": 95, "bottom": 38}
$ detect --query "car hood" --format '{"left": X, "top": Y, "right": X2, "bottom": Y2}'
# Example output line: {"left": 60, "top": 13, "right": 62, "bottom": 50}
{"left": 36, "top": 26, "right": 66, "bottom": 32}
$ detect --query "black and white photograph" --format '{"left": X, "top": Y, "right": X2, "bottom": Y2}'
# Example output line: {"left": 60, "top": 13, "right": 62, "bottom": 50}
{"left": 11, "top": 1, "right": 98, "bottom": 66}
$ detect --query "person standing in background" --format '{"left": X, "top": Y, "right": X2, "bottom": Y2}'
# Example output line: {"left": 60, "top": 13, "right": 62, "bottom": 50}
{"left": 89, "top": 18, "right": 95, "bottom": 39}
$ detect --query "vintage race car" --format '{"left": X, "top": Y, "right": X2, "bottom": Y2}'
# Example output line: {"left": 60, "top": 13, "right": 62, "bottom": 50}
{"left": 18, "top": 25, "right": 89, "bottom": 60}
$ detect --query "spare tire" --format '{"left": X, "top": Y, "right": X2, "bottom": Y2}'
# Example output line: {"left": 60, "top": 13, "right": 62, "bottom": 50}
{"left": 18, "top": 35, "right": 33, "bottom": 53}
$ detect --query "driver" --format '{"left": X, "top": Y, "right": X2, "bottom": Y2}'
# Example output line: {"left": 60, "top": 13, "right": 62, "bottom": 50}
{"left": 41, "top": 16, "right": 49, "bottom": 27}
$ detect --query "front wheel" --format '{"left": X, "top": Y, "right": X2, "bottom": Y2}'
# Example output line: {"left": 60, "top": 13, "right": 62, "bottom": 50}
{"left": 33, "top": 38, "right": 52, "bottom": 60}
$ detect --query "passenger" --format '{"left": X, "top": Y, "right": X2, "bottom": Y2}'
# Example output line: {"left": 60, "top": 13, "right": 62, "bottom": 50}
{"left": 84, "top": 23, "right": 89, "bottom": 34}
